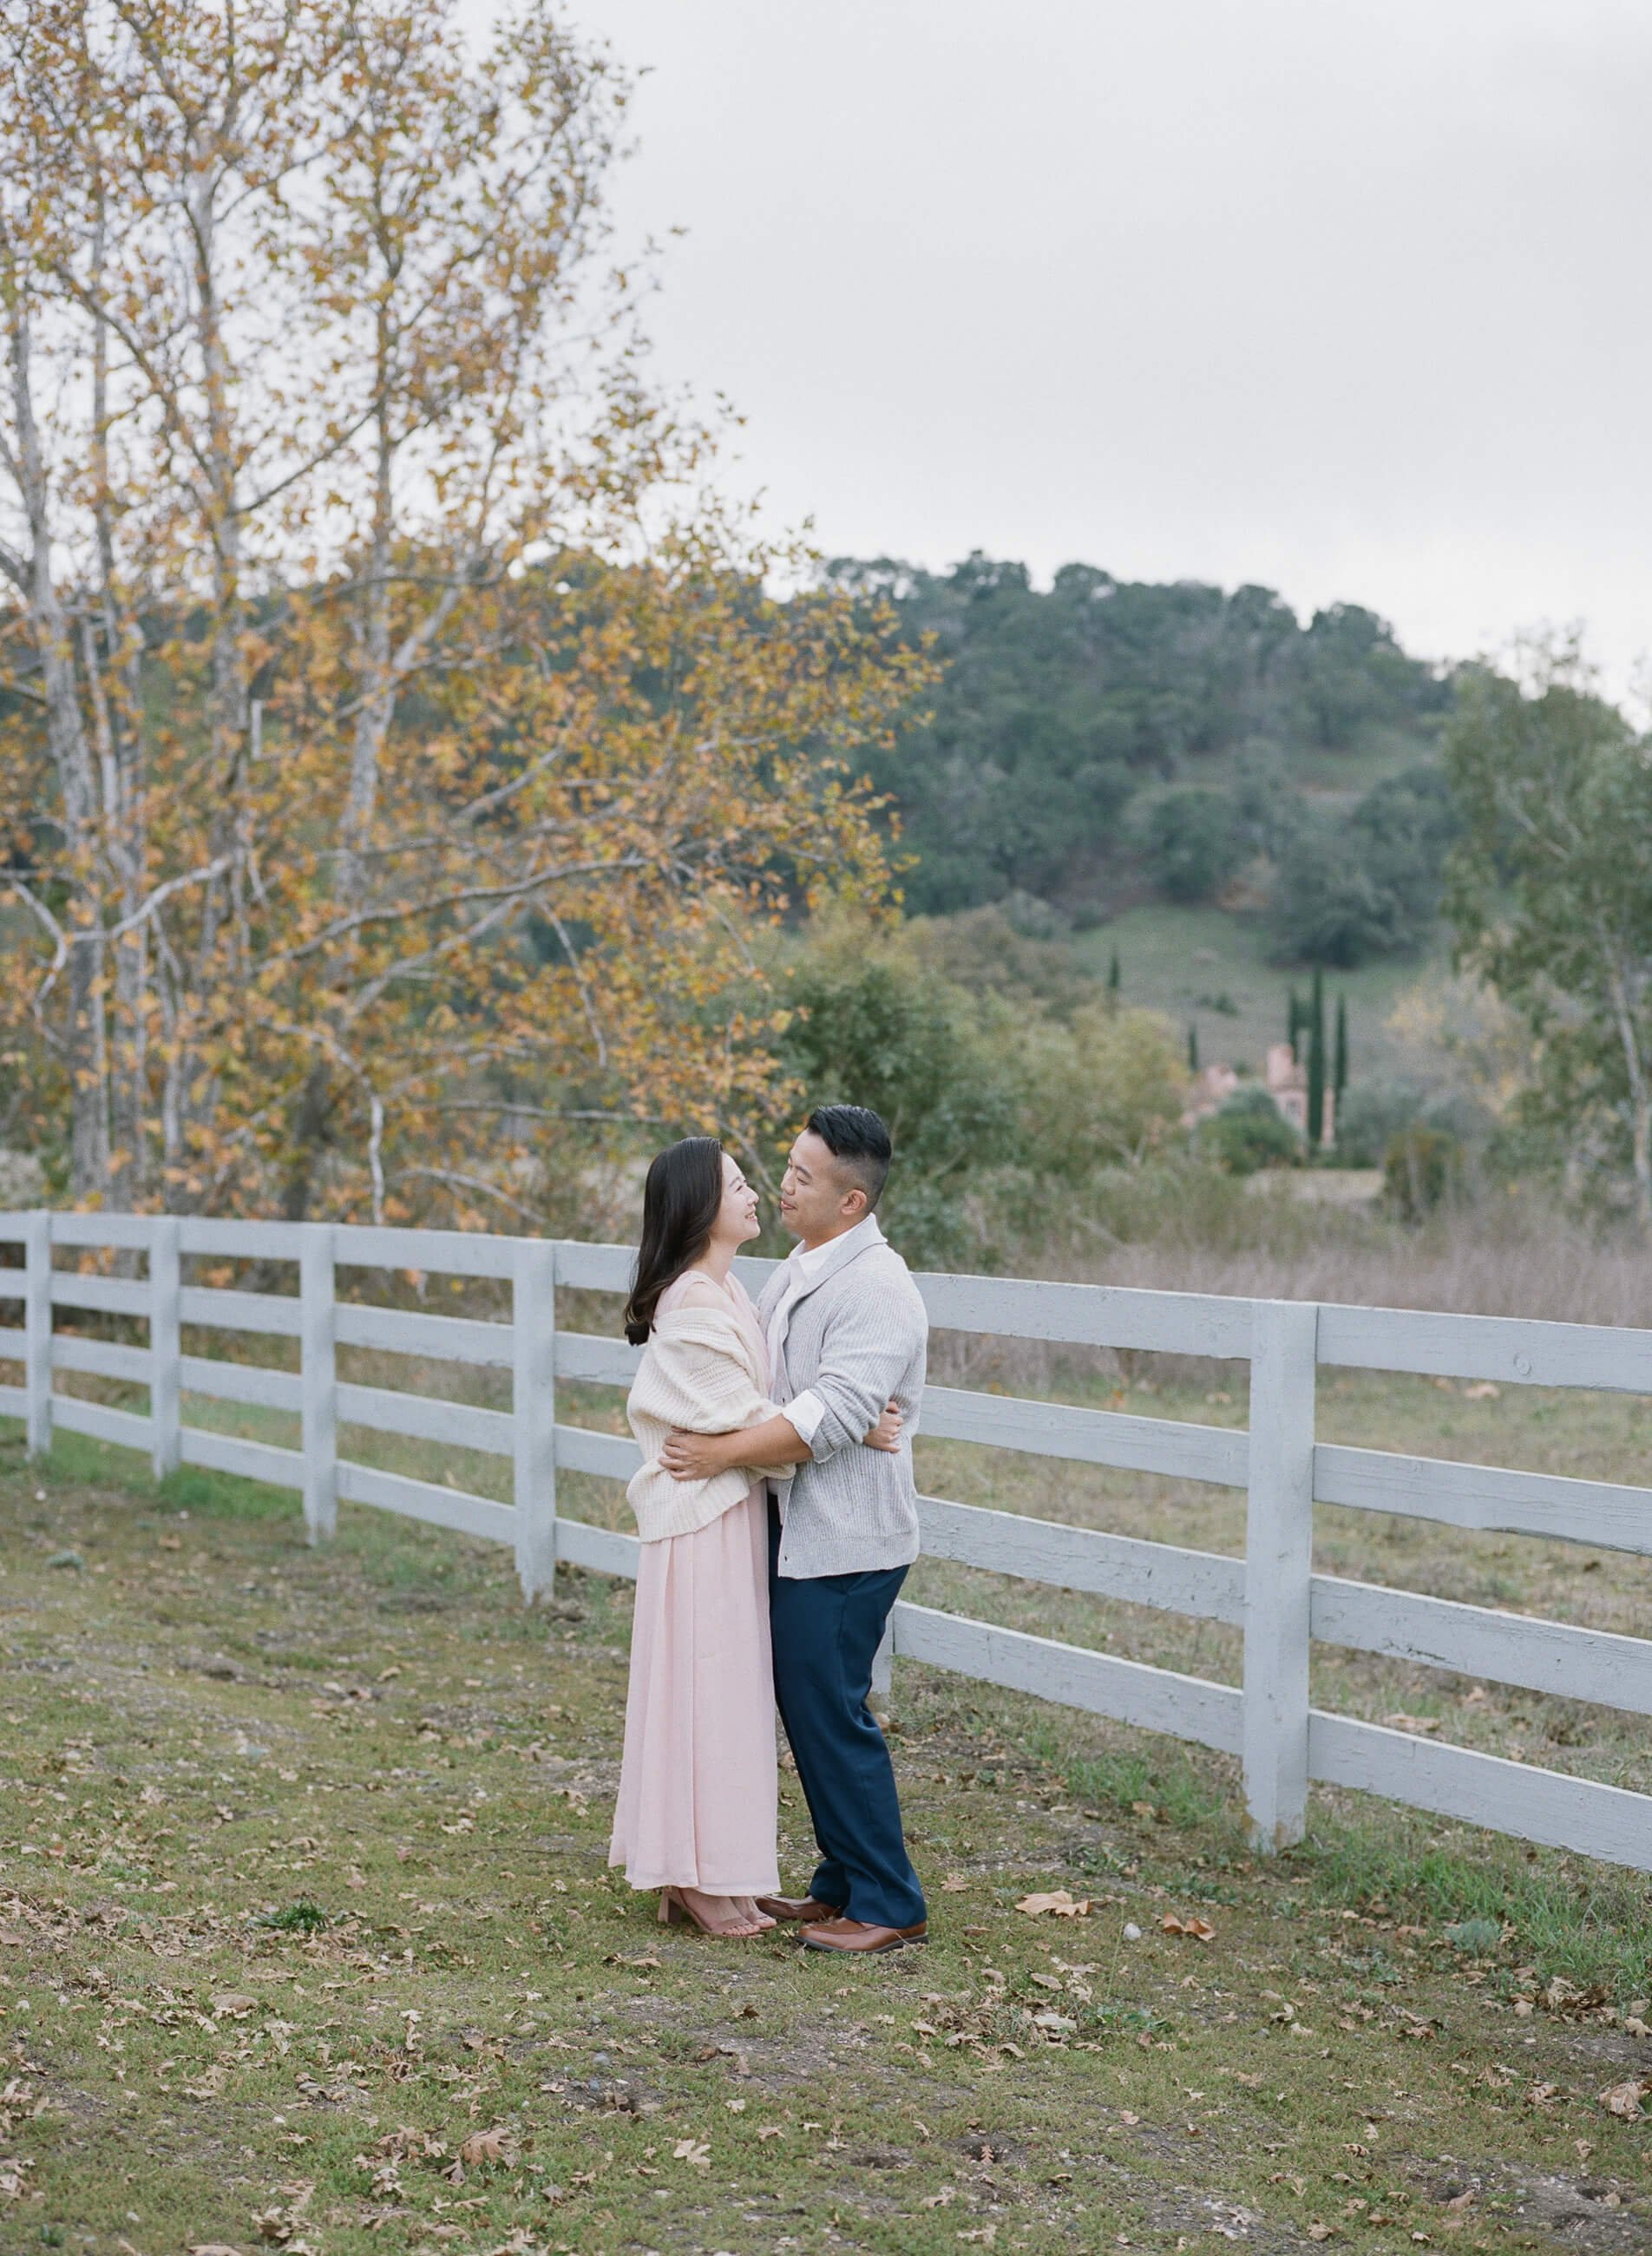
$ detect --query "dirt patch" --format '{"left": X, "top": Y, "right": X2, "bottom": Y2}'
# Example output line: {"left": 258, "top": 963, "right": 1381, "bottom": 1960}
{"left": 1412, "top": 2159, "right": 1647, "bottom": 2251}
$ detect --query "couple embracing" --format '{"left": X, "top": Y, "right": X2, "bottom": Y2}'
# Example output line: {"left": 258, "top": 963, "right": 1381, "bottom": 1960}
{"left": 607, "top": 1105, "right": 928, "bottom": 1954}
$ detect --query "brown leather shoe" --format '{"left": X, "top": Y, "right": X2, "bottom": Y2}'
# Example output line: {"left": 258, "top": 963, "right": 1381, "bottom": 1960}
{"left": 800, "top": 1916, "right": 928, "bottom": 1954}
{"left": 753, "top": 1893, "right": 842, "bottom": 1924}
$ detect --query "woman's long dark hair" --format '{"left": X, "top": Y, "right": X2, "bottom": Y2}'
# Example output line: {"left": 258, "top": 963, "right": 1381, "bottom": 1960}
{"left": 623, "top": 1137, "right": 725, "bottom": 1345}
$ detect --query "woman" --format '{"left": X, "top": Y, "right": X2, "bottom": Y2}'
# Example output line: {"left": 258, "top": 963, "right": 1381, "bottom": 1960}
{"left": 608, "top": 1137, "right": 901, "bottom": 1938}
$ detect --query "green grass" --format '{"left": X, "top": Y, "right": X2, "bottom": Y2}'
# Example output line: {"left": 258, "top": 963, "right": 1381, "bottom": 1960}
{"left": 1282, "top": 730, "right": 1441, "bottom": 805}
{"left": 2, "top": 1420, "right": 1649, "bottom": 2253}
{"left": 1068, "top": 900, "right": 1440, "bottom": 1089}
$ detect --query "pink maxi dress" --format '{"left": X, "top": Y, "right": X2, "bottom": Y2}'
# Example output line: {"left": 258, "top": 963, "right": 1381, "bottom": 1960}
{"left": 607, "top": 1270, "right": 780, "bottom": 1895}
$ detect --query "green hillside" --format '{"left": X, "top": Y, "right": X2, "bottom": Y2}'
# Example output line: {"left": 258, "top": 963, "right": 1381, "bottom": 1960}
{"left": 836, "top": 555, "right": 1463, "bottom": 1098}
{"left": 842, "top": 554, "right": 1457, "bottom": 948}
{"left": 1068, "top": 900, "right": 1439, "bottom": 1091}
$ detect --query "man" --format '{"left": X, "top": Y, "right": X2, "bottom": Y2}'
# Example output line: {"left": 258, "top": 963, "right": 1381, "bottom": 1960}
{"left": 659, "top": 1104, "right": 929, "bottom": 1953}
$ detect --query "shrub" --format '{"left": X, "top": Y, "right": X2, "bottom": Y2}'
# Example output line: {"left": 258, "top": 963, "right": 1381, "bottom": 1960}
{"left": 1014, "top": 1003, "right": 1190, "bottom": 1181}
{"left": 1334, "top": 1077, "right": 1428, "bottom": 1167}
{"left": 782, "top": 920, "right": 1019, "bottom": 1266}
{"left": 782, "top": 913, "right": 1190, "bottom": 1262}
{"left": 1198, "top": 1086, "right": 1301, "bottom": 1175}
{"left": 1384, "top": 1124, "right": 1465, "bottom": 1217}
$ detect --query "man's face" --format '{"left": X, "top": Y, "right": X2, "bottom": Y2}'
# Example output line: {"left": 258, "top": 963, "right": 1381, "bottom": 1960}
{"left": 778, "top": 1129, "right": 865, "bottom": 1246}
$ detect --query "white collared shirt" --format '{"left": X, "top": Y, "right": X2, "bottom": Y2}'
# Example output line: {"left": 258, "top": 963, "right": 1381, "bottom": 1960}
{"left": 766, "top": 1211, "right": 885, "bottom": 1445}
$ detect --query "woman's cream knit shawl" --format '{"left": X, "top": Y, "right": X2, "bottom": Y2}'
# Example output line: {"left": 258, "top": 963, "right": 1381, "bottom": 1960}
{"left": 624, "top": 1304, "right": 794, "bottom": 1543}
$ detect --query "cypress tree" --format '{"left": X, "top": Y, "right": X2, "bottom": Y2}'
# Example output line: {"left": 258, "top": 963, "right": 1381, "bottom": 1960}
{"left": 1307, "top": 967, "right": 1327, "bottom": 1148}
{"left": 1287, "top": 987, "right": 1301, "bottom": 1061}
{"left": 1334, "top": 994, "right": 1348, "bottom": 1101}
{"left": 1188, "top": 1022, "right": 1200, "bottom": 1073}
{"left": 1108, "top": 948, "right": 1121, "bottom": 995}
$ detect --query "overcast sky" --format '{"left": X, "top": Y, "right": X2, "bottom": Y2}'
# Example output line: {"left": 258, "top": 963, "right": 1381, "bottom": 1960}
{"left": 464, "top": 0, "right": 1652, "bottom": 688}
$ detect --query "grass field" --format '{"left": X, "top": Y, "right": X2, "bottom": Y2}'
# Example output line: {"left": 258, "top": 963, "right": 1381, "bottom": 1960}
{"left": 1067, "top": 902, "right": 1438, "bottom": 1094}
{"left": 2, "top": 1389, "right": 1649, "bottom": 2255}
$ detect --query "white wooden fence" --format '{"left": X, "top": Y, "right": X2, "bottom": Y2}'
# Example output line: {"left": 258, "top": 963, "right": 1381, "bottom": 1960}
{"left": 3, "top": 1210, "right": 1651, "bottom": 1874}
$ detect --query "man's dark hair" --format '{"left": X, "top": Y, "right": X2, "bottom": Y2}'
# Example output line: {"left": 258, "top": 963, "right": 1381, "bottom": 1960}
{"left": 807, "top": 1104, "right": 892, "bottom": 1214}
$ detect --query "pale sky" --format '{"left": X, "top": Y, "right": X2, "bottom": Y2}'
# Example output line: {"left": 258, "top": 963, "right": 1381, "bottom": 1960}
{"left": 462, "top": 0, "right": 1652, "bottom": 689}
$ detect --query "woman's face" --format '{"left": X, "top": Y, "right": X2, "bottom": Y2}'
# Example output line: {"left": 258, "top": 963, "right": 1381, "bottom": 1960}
{"left": 711, "top": 1151, "right": 762, "bottom": 1249}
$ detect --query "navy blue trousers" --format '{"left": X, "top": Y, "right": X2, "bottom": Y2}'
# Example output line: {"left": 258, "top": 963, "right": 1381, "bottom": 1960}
{"left": 767, "top": 1499, "right": 927, "bottom": 1930}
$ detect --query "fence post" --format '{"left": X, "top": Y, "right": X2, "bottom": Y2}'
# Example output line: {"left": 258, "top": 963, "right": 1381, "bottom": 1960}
{"left": 513, "top": 1236, "right": 558, "bottom": 1602}
{"left": 1242, "top": 1296, "right": 1318, "bottom": 1852}
{"left": 149, "top": 1215, "right": 181, "bottom": 1482}
{"left": 23, "top": 1210, "right": 51, "bottom": 1461}
{"left": 300, "top": 1223, "right": 338, "bottom": 1543}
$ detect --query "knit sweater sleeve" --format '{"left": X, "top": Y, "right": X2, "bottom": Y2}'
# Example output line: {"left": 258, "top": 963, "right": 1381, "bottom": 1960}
{"left": 635, "top": 1309, "right": 786, "bottom": 1444}
{"left": 806, "top": 1265, "right": 928, "bottom": 1462}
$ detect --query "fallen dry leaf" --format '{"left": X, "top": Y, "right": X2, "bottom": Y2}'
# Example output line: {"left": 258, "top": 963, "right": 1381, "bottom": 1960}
{"left": 672, "top": 2137, "right": 711, "bottom": 2169}
{"left": 459, "top": 2127, "right": 514, "bottom": 2167}
{"left": 1014, "top": 1889, "right": 1091, "bottom": 1918}
{"left": 1160, "top": 1913, "right": 1216, "bottom": 1942}
{"left": 1599, "top": 2077, "right": 1649, "bottom": 2120}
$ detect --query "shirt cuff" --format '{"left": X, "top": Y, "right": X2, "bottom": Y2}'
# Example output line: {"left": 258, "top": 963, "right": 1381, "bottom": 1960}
{"left": 783, "top": 1389, "right": 827, "bottom": 1446}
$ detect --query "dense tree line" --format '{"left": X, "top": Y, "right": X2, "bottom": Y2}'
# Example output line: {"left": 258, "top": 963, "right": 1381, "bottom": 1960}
{"left": 836, "top": 554, "right": 1458, "bottom": 961}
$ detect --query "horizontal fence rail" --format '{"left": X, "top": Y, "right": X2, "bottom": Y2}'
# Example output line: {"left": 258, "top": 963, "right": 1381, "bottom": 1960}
{"left": 2, "top": 1209, "right": 1651, "bottom": 1875}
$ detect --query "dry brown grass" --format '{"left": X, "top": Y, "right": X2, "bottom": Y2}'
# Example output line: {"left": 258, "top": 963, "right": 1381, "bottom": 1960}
{"left": 924, "top": 1184, "right": 1652, "bottom": 1397}
{"left": 1089, "top": 1190, "right": 1652, "bottom": 1329}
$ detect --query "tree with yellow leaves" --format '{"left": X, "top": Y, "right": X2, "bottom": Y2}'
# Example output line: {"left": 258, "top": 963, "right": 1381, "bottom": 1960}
{"left": 0, "top": 0, "right": 928, "bottom": 1224}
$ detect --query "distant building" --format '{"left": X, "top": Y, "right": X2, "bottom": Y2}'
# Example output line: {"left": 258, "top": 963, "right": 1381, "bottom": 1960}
{"left": 1181, "top": 1043, "right": 1334, "bottom": 1145}
{"left": 1181, "top": 1061, "right": 1239, "bottom": 1124}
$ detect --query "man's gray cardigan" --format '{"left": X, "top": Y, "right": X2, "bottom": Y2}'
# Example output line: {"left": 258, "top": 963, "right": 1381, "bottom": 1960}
{"left": 757, "top": 1224, "right": 929, "bottom": 1579}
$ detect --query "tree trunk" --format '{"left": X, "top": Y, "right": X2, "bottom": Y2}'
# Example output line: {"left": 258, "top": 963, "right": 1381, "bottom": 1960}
{"left": 88, "top": 202, "right": 151, "bottom": 1211}
{"left": 1605, "top": 950, "right": 1652, "bottom": 1232}
{"left": 3, "top": 261, "right": 111, "bottom": 1203}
